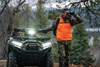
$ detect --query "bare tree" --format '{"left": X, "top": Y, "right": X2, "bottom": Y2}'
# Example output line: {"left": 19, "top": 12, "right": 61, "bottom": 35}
{"left": 0, "top": 0, "right": 26, "bottom": 59}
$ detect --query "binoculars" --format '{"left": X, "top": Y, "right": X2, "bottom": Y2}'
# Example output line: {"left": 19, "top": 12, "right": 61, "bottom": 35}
{"left": 65, "top": 11, "right": 75, "bottom": 15}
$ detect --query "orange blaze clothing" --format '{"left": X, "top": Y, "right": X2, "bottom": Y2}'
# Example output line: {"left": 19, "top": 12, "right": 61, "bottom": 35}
{"left": 56, "top": 16, "right": 72, "bottom": 41}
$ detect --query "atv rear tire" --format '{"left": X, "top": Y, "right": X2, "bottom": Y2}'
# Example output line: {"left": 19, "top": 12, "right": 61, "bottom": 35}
{"left": 6, "top": 52, "right": 18, "bottom": 67}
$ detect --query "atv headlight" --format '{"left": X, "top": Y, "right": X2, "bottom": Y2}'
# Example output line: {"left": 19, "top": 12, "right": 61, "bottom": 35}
{"left": 28, "top": 29, "right": 36, "bottom": 36}
{"left": 11, "top": 40, "right": 23, "bottom": 49}
{"left": 42, "top": 41, "right": 52, "bottom": 50}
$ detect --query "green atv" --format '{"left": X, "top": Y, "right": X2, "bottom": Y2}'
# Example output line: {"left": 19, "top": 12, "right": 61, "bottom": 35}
{"left": 6, "top": 28, "right": 53, "bottom": 67}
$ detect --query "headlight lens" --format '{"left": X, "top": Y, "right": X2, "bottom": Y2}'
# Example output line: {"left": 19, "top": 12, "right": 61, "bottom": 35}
{"left": 28, "top": 29, "right": 36, "bottom": 36}
{"left": 42, "top": 41, "right": 52, "bottom": 49}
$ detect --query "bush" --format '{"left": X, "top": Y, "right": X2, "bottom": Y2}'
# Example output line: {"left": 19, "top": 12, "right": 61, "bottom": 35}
{"left": 70, "top": 23, "right": 94, "bottom": 66}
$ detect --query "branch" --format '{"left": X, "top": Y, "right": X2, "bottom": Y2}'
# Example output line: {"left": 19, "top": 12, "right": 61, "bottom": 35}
{"left": 0, "top": 0, "right": 10, "bottom": 15}
{"left": 65, "top": 0, "right": 89, "bottom": 8}
{"left": 84, "top": 2, "right": 100, "bottom": 16}
{"left": 13, "top": 0, "right": 26, "bottom": 16}
{"left": 17, "top": 0, "right": 26, "bottom": 8}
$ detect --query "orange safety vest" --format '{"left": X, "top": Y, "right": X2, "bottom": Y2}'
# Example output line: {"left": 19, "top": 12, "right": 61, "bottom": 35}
{"left": 56, "top": 16, "right": 72, "bottom": 41}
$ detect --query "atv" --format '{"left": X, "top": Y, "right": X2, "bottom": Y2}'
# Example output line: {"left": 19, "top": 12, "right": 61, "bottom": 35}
{"left": 6, "top": 28, "right": 53, "bottom": 67}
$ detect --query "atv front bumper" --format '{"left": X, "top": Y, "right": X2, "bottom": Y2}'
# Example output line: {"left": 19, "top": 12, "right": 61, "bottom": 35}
{"left": 8, "top": 45, "right": 51, "bottom": 66}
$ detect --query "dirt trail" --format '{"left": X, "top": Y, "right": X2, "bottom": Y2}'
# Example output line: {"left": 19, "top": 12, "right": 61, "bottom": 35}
{"left": 0, "top": 60, "right": 94, "bottom": 67}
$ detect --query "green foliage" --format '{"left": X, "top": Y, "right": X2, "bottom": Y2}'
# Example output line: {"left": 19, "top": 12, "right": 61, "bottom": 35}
{"left": 48, "top": 10, "right": 60, "bottom": 19}
{"left": 14, "top": 4, "right": 33, "bottom": 28}
{"left": 51, "top": 42, "right": 59, "bottom": 62}
{"left": 33, "top": 0, "right": 48, "bottom": 29}
{"left": 70, "top": 23, "right": 94, "bottom": 65}
{"left": 47, "top": 10, "right": 60, "bottom": 62}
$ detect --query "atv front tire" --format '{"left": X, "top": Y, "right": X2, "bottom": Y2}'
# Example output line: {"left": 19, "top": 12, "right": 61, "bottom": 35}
{"left": 38, "top": 52, "right": 53, "bottom": 67}
{"left": 46, "top": 52, "right": 53, "bottom": 67}
{"left": 6, "top": 52, "right": 18, "bottom": 67}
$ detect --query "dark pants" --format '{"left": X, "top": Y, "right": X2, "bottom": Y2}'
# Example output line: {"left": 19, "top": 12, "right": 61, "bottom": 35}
{"left": 57, "top": 40, "right": 71, "bottom": 67}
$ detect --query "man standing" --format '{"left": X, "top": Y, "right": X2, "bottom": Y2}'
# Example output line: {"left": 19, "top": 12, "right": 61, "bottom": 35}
{"left": 40, "top": 9, "right": 83, "bottom": 67}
